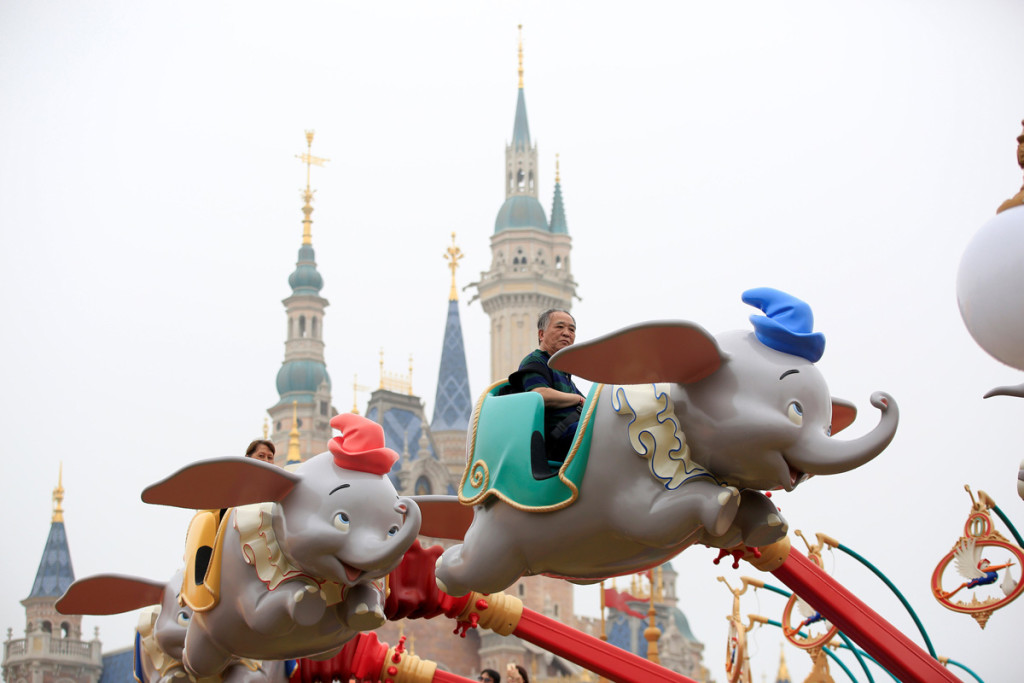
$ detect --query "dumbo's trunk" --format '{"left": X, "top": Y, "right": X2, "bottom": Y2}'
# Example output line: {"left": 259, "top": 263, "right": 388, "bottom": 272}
{"left": 787, "top": 392, "right": 899, "bottom": 476}
{"left": 984, "top": 382, "right": 1024, "bottom": 399}
{"left": 362, "top": 497, "right": 422, "bottom": 571}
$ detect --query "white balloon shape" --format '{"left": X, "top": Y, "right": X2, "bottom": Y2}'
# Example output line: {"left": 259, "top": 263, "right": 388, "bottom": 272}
{"left": 957, "top": 205, "right": 1024, "bottom": 370}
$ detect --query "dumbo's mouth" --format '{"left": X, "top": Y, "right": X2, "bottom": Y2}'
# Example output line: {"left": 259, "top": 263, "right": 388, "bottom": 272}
{"left": 770, "top": 459, "right": 806, "bottom": 492}
{"left": 337, "top": 559, "right": 363, "bottom": 584}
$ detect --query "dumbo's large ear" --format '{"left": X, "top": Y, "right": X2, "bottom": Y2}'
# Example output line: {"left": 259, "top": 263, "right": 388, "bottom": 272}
{"left": 57, "top": 574, "right": 166, "bottom": 616}
{"left": 831, "top": 398, "right": 857, "bottom": 435}
{"left": 142, "top": 457, "right": 300, "bottom": 509}
{"left": 410, "top": 495, "right": 473, "bottom": 541}
{"left": 550, "top": 321, "right": 726, "bottom": 385}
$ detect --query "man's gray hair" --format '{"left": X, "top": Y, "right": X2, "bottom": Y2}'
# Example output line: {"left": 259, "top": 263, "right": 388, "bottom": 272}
{"left": 537, "top": 308, "right": 575, "bottom": 331}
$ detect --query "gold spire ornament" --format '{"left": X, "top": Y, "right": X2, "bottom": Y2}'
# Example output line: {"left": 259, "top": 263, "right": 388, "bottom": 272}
{"left": 517, "top": 25, "right": 524, "bottom": 89}
{"left": 444, "top": 232, "right": 463, "bottom": 301}
{"left": 555, "top": 153, "right": 561, "bottom": 184}
{"left": 997, "top": 120, "right": 1024, "bottom": 214}
{"left": 294, "top": 130, "right": 330, "bottom": 246}
{"left": 286, "top": 400, "right": 302, "bottom": 464}
{"left": 52, "top": 464, "right": 65, "bottom": 523}
{"left": 262, "top": 417, "right": 269, "bottom": 439}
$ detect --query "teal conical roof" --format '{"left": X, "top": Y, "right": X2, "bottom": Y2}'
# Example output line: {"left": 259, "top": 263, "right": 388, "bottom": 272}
{"left": 28, "top": 520, "right": 75, "bottom": 599}
{"left": 432, "top": 300, "right": 472, "bottom": 431}
{"left": 550, "top": 177, "right": 568, "bottom": 234}
{"left": 512, "top": 87, "right": 531, "bottom": 150}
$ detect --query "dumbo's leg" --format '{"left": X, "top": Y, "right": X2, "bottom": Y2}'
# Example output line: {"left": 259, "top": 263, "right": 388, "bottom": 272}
{"left": 243, "top": 581, "right": 326, "bottom": 635}
{"left": 435, "top": 533, "right": 529, "bottom": 597}
{"left": 701, "top": 490, "right": 787, "bottom": 549}
{"left": 340, "top": 583, "right": 386, "bottom": 631}
{"left": 181, "top": 628, "right": 233, "bottom": 679}
{"left": 622, "top": 479, "right": 740, "bottom": 547}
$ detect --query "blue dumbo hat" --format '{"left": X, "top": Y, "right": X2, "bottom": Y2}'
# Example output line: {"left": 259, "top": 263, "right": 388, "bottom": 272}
{"left": 742, "top": 287, "right": 825, "bottom": 363}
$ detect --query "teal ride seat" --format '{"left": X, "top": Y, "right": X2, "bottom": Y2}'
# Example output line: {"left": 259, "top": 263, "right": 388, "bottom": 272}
{"left": 459, "top": 381, "right": 601, "bottom": 512}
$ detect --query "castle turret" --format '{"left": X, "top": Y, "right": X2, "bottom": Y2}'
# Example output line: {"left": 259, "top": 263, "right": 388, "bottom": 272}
{"left": 268, "top": 131, "right": 337, "bottom": 461}
{"left": 470, "top": 27, "right": 578, "bottom": 382}
{"left": 3, "top": 469, "right": 103, "bottom": 683}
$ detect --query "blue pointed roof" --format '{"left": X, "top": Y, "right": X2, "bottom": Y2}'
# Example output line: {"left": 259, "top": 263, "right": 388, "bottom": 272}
{"left": 549, "top": 179, "right": 568, "bottom": 234}
{"left": 28, "top": 521, "right": 75, "bottom": 599}
{"left": 432, "top": 300, "right": 472, "bottom": 431}
{"left": 512, "top": 87, "right": 531, "bottom": 150}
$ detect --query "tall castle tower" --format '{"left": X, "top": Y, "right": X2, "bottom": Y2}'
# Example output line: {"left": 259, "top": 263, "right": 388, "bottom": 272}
{"left": 470, "top": 26, "right": 578, "bottom": 382}
{"left": 3, "top": 471, "right": 103, "bottom": 683}
{"left": 267, "top": 131, "right": 337, "bottom": 462}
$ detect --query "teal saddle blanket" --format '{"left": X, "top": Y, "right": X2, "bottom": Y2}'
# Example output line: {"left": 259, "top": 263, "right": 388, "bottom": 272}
{"left": 458, "top": 382, "right": 603, "bottom": 512}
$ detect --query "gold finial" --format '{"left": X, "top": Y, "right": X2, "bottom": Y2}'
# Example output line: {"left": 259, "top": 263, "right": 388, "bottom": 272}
{"left": 444, "top": 232, "right": 463, "bottom": 301}
{"left": 352, "top": 375, "right": 360, "bottom": 415}
{"left": 52, "top": 464, "right": 65, "bottom": 523}
{"left": 644, "top": 571, "right": 661, "bottom": 664}
{"left": 262, "top": 417, "right": 269, "bottom": 439}
{"left": 408, "top": 353, "right": 414, "bottom": 396}
{"left": 379, "top": 348, "right": 385, "bottom": 389}
{"left": 295, "top": 130, "right": 330, "bottom": 246}
{"left": 997, "top": 119, "right": 1024, "bottom": 214}
{"left": 517, "top": 25, "right": 524, "bottom": 89}
{"left": 777, "top": 642, "right": 790, "bottom": 681}
{"left": 286, "top": 400, "right": 302, "bottom": 464}
{"left": 555, "top": 153, "right": 560, "bottom": 184}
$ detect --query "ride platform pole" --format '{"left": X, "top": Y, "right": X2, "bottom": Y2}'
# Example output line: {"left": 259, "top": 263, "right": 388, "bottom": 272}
{"left": 743, "top": 539, "right": 959, "bottom": 683}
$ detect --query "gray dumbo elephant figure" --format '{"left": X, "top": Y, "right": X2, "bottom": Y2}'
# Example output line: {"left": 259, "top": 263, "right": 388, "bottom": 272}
{"left": 141, "top": 413, "right": 421, "bottom": 678}
{"left": 432, "top": 288, "right": 899, "bottom": 597}
{"left": 56, "top": 571, "right": 290, "bottom": 683}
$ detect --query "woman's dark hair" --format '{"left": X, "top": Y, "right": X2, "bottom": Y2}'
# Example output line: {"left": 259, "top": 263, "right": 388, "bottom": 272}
{"left": 245, "top": 439, "right": 276, "bottom": 457}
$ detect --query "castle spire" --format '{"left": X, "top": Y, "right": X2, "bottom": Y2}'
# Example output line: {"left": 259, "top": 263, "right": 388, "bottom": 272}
{"left": 28, "top": 469, "right": 75, "bottom": 599}
{"left": 52, "top": 463, "right": 64, "bottom": 523}
{"left": 445, "top": 232, "right": 463, "bottom": 301}
{"left": 295, "top": 130, "right": 329, "bottom": 246}
{"left": 517, "top": 24, "right": 524, "bottom": 89}
{"left": 550, "top": 154, "right": 569, "bottom": 235}
{"left": 285, "top": 401, "right": 302, "bottom": 465}
{"left": 433, "top": 234, "right": 472, "bottom": 433}
{"left": 511, "top": 25, "right": 532, "bottom": 153}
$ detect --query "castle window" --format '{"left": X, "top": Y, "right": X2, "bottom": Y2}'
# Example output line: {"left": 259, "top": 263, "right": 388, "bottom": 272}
{"left": 518, "top": 584, "right": 526, "bottom": 597}
{"left": 415, "top": 476, "right": 432, "bottom": 495}
{"left": 312, "top": 316, "right": 319, "bottom": 339}
{"left": 555, "top": 255, "right": 562, "bottom": 269}
{"left": 299, "top": 315, "right": 307, "bottom": 338}
{"left": 320, "top": 401, "right": 328, "bottom": 416}
{"left": 276, "top": 421, "right": 282, "bottom": 431}
{"left": 60, "top": 622, "right": 71, "bottom": 638}
{"left": 41, "top": 621, "right": 52, "bottom": 634}
{"left": 517, "top": 168, "right": 525, "bottom": 190}
{"left": 288, "top": 318, "right": 294, "bottom": 339}
{"left": 529, "top": 170, "right": 535, "bottom": 190}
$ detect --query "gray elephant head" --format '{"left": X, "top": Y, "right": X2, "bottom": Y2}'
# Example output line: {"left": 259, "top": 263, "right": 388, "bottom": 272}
{"left": 142, "top": 413, "right": 421, "bottom": 588}
{"left": 551, "top": 287, "right": 898, "bottom": 492}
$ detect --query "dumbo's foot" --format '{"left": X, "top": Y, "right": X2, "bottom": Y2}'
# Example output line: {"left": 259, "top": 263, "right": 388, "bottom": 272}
{"left": 735, "top": 490, "right": 788, "bottom": 547}
{"left": 343, "top": 583, "right": 386, "bottom": 631}
{"left": 289, "top": 583, "right": 327, "bottom": 626}
{"left": 434, "top": 552, "right": 470, "bottom": 597}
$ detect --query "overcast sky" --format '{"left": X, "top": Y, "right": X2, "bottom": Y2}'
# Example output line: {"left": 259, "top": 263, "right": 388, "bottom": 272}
{"left": 3, "top": 1, "right": 1024, "bottom": 681}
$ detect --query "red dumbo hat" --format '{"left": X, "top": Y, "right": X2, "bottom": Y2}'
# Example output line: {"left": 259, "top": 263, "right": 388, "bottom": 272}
{"left": 328, "top": 413, "right": 399, "bottom": 475}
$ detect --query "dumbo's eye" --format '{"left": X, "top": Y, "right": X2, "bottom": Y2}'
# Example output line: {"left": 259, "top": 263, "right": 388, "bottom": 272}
{"left": 787, "top": 402, "right": 803, "bottom": 426}
{"left": 176, "top": 611, "right": 190, "bottom": 627}
{"left": 334, "top": 512, "right": 351, "bottom": 532}
{"left": 387, "top": 525, "right": 399, "bottom": 537}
